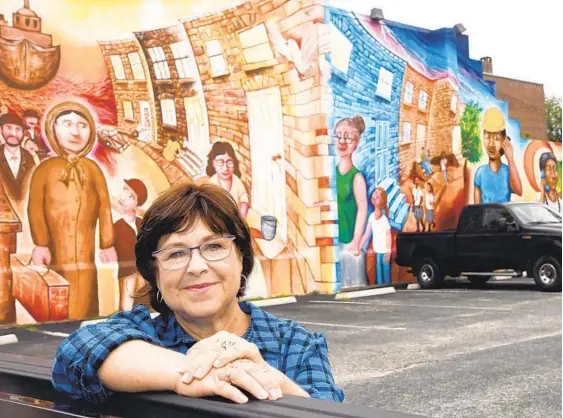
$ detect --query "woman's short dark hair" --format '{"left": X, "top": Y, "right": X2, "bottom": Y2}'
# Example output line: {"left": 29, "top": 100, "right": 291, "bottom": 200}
{"left": 135, "top": 183, "right": 254, "bottom": 314}
{"left": 54, "top": 109, "right": 88, "bottom": 124}
{"left": 206, "top": 141, "right": 242, "bottom": 177}
{"left": 539, "top": 152, "right": 557, "bottom": 172}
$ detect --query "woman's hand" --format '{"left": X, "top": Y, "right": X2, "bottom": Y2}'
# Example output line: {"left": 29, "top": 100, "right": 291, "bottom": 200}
{"left": 174, "top": 359, "right": 283, "bottom": 404}
{"left": 180, "top": 331, "right": 266, "bottom": 384}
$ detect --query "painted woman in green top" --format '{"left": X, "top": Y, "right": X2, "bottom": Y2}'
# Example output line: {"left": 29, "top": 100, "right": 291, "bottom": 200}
{"left": 335, "top": 115, "right": 368, "bottom": 256}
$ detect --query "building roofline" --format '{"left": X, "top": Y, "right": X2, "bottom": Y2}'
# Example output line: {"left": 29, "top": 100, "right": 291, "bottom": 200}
{"left": 484, "top": 73, "right": 544, "bottom": 87}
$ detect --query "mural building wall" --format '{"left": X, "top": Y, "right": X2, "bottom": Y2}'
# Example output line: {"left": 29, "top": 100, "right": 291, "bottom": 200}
{"left": 0, "top": 0, "right": 560, "bottom": 325}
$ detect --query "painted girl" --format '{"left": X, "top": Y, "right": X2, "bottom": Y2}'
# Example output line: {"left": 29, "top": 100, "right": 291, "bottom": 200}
{"left": 425, "top": 182, "right": 435, "bottom": 231}
{"left": 206, "top": 141, "right": 249, "bottom": 218}
{"left": 335, "top": 115, "right": 368, "bottom": 256}
{"left": 359, "top": 187, "right": 392, "bottom": 285}
{"left": 538, "top": 152, "right": 561, "bottom": 212}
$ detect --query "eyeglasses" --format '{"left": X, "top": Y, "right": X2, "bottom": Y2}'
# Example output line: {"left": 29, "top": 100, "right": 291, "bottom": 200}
{"left": 215, "top": 159, "right": 234, "bottom": 168}
{"left": 152, "top": 235, "right": 236, "bottom": 270}
{"left": 335, "top": 133, "right": 355, "bottom": 144}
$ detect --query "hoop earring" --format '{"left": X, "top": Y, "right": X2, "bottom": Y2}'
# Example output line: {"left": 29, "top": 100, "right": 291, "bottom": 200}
{"left": 156, "top": 290, "right": 163, "bottom": 304}
{"left": 240, "top": 274, "right": 248, "bottom": 290}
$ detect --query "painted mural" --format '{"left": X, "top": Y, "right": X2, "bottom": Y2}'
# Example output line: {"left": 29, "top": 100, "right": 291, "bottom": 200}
{"left": 0, "top": 0, "right": 559, "bottom": 325}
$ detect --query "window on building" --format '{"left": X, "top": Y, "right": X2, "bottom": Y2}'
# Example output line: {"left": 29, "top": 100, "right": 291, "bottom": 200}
{"left": 110, "top": 55, "right": 126, "bottom": 80}
{"left": 205, "top": 40, "right": 228, "bottom": 77}
{"left": 418, "top": 90, "right": 428, "bottom": 110}
{"left": 450, "top": 93, "right": 458, "bottom": 113}
{"left": 170, "top": 41, "right": 192, "bottom": 79}
{"left": 329, "top": 24, "right": 353, "bottom": 74}
{"left": 128, "top": 52, "right": 145, "bottom": 80}
{"left": 148, "top": 47, "right": 171, "bottom": 80}
{"left": 404, "top": 82, "right": 414, "bottom": 104}
{"left": 160, "top": 99, "right": 177, "bottom": 126}
{"left": 402, "top": 122, "right": 412, "bottom": 143}
{"left": 122, "top": 101, "right": 134, "bottom": 120}
{"left": 239, "top": 23, "right": 274, "bottom": 65}
{"left": 376, "top": 67, "right": 394, "bottom": 101}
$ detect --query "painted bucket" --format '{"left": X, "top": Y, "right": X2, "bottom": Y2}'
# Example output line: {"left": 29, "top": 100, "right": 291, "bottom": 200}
{"left": 261, "top": 215, "right": 277, "bottom": 241}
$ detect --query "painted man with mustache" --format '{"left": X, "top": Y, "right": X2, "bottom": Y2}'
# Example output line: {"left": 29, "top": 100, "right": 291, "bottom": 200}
{"left": 474, "top": 107, "right": 522, "bottom": 204}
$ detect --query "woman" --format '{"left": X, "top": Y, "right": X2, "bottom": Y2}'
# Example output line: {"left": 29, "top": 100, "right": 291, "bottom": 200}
{"left": 206, "top": 141, "right": 249, "bottom": 218}
{"left": 52, "top": 183, "right": 344, "bottom": 404}
{"left": 538, "top": 152, "right": 561, "bottom": 213}
{"left": 359, "top": 187, "right": 392, "bottom": 285}
{"left": 424, "top": 182, "right": 436, "bottom": 232}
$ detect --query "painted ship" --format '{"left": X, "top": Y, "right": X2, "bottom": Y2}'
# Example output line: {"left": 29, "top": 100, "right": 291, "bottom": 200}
{"left": 0, "top": 0, "right": 61, "bottom": 90}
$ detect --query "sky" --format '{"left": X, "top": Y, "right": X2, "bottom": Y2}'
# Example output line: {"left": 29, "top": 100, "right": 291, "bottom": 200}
{"left": 329, "top": 0, "right": 562, "bottom": 99}
{"left": 1, "top": 0, "right": 560, "bottom": 98}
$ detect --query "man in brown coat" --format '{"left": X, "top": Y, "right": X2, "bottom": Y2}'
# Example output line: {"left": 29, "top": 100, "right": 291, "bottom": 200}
{"left": 28, "top": 102, "right": 117, "bottom": 320}
{"left": 0, "top": 113, "right": 36, "bottom": 205}
{"left": 113, "top": 178, "right": 147, "bottom": 310}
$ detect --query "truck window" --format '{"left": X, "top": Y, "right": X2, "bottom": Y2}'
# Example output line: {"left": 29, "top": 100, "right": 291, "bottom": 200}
{"left": 458, "top": 207, "right": 481, "bottom": 233}
{"left": 481, "top": 207, "right": 511, "bottom": 231}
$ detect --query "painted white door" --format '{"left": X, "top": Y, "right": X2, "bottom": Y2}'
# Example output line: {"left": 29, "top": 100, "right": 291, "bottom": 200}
{"left": 184, "top": 96, "right": 210, "bottom": 160}
{"left": 138, "top": 101, "right": 152, "bottom": 142}
{"left": 246, "top": 87, "right": 287, "bottom": 242}
{"left": 415, "top": 124, "right": 427, "bottom": 159}
{"left": 374, "top": 121, "right": 390, "bottom": 185}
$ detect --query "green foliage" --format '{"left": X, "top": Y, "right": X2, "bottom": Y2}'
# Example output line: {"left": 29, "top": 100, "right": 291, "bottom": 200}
{"left": 460, "top": 101, "right": 483, "bottom": 164}
{"left": 545, "top": 96, "right": 562, "bottom": 142}
{"left": 558, "top": 161, "right": 562, "bottom": 192}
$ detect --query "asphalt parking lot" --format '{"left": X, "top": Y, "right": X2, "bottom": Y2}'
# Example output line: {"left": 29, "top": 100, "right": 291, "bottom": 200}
{"left": 1, "top": 278, "right": 561, "bottom": 418}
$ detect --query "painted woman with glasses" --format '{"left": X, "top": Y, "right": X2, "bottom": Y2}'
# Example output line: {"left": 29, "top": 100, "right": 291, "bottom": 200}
{"left": 205, "top": 141, "right": 249, "bottom": 218}
{"left": 52, "top": 183, "right": 344, "bottom": 405}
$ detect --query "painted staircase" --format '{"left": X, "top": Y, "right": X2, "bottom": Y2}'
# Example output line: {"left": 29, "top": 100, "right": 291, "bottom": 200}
{"left": 175, "top": 148, "right": 206, "bottom": 179}
{"left": 379, "top": 178, "right": 409, "bottom": 231}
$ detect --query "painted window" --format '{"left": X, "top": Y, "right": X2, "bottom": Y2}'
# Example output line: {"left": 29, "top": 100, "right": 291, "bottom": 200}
{"left": 205, "top": 40, "right": 229, "bottom": 77}
{"left": 329, "top": 24, "right": 352, "bottom": 74}
{"left": 376, "top": 68, "right": 394, "bottom": 101}
{"left": 418, "top": 90, "right": 428, "bottom": 110}
{"left": 122, "top": 100, "right": 134, "bottom": 120}
{"left": 128, "top": 52, "right": 145, "bottom": 80}
{"left": 239, "top": 24, "right": 274, "bottom": 64}
{"left": 452, "top": 125, "right": 462, "bottom": 155}
{"left": 402, "top": 122, "right": 412, "bottom": 143}
{"left": 170, "top": 41, "right": 192, "bottom": 79}
{"left": 404, "top": 81, "right": 414, "bottom": 104}
{"left": 374, "top": 121, "right": 390, "bottom": 185}
{"left": 160, "top": 99, "right": 176, "bottom": 126}
{"left": 110, "top": 55, "right": 126, "bottom": 80}
{"left": 148, "top": 47, "right": 171, "bottom": 80}
{"left": 450, "top": 93, "right": 458, "bottom": 113}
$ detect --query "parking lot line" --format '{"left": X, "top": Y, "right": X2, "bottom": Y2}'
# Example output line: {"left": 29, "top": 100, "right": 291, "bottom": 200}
{"left": 377, "top": 302, "right": 512, "bottom": 311}
{"left": 296, "top": 320, "right": 407, "bottom": 331}
{"left": 308, "top": 301, "right": 373, "bottom": 305}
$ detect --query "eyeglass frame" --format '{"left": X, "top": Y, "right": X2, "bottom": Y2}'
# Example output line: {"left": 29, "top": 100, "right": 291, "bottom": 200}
{"left": 334, "top": 132, "right": 357, "bottom": 144}
{"left": 151, "top": 234, "right": 237, "bottom": 270}
{"left": 214, "top": 158, "right": 235, "bottom": 168}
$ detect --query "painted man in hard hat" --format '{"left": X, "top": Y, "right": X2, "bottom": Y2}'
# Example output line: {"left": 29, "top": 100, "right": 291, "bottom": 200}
{"left": 474, "top": 107, "right": 522, "bottom": 204}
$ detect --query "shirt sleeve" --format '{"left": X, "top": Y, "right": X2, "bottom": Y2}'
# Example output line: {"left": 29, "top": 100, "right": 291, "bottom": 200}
{"left": 51, "top": 305, "right": 162, "bottom": 404}
{"left": 285, "top": 329, "right": 345, "bottom": 402}
{"left": 474, "top": 165, "right": 483, "bottom": 188}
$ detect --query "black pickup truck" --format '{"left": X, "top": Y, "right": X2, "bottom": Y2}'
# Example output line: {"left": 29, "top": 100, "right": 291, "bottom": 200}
{"left": 395, "top": 203, "right": 562, "bottom": 291}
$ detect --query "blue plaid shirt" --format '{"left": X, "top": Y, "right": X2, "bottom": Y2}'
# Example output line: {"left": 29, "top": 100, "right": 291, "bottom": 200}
{"left": 52, "top": 302, "right": 345, "bottom": 404}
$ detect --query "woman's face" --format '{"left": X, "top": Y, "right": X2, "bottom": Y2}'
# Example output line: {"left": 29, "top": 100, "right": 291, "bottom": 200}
{"left": 544, "top": 159, "right": 558, "bottom": 189}
{"left": 156, "top": 219, "right": 243, "bottom": 320}
{"left": 334, "top": 123, "right": 358, "bottom": 158}
{"left": 54, "top": 111, "right": 91, "bottom": 154}
{"left": 213, "top": 152, "right": 235, "bottom": 181}
{"left": 372, "top": 189, "right": 383, "bottom": 208}
{"left": 426, "top": 183, "right": 432, "bottom": 192}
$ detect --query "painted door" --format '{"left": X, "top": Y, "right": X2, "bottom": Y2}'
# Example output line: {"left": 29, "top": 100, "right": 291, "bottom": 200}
{"left": 184, "top": 96, "right": 210, "bottom": 160}
{"left": 138, "top": 101, "right": 152, "bottom": 142}
{"left": 374, "top": 121, "right": 390, "bottom": 185}
{"left": 246, "top": 87, "right": 287, "bottom": 242}
{"left": 415, "top": 124, "right": 426, "bottom": 160}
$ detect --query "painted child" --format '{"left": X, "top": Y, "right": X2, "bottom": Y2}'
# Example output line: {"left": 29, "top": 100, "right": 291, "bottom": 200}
{"left": 425, "top": 182, "right": 436, "bottom": 231}
{"left": 359, "top": 187, "right": 392, "bottom": 285}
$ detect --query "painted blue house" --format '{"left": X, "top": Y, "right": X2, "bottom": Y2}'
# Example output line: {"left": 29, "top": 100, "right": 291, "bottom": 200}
{"left": 326, "top": 7, "right": 410, "bottom": 231}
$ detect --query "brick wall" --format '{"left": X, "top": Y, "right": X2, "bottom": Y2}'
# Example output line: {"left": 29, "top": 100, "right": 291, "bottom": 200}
{"left": 484, "top": 74, "right": 548, "bottom": 140}
{"left": 182, "top": 0, "right": 331, "bottom": 290}
{"left": 427, "top": 78, "right": 460, "bottom": 159}
{"left": 135, "top": 25, "right": 199, "bottom": 146}
{"left": 398, "top": 65, "right": 434, "bottom": 182}
{"left": 98, "top": 38, "right": 154, "bottom": 133}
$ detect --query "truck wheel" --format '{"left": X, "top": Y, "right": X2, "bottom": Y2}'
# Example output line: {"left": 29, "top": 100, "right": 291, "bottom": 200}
{"left": 416, "top": 257, "right": 444, "bottom": 289}
{"left": 467, "top": 276, "right": 491, "bottom": 287}
{"left": 532, "top": 256, "right": 561, "bottom": 292}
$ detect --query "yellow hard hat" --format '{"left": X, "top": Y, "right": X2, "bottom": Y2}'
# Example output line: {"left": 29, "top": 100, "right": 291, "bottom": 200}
{"left": 483, "top": 107, "right": 506, "bottom": 132}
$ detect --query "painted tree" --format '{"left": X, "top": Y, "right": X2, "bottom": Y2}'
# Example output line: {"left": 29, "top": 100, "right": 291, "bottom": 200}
{"left": 460, "top": 101, "right": 483, "bottom": 204}
{"left": 545, "top": 96, "right": 562, "bottom": 142}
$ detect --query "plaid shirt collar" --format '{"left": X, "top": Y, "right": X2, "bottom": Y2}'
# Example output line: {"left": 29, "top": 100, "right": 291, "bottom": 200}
{"left": 153, "top": 301, "right": 281, "bottom": 354}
